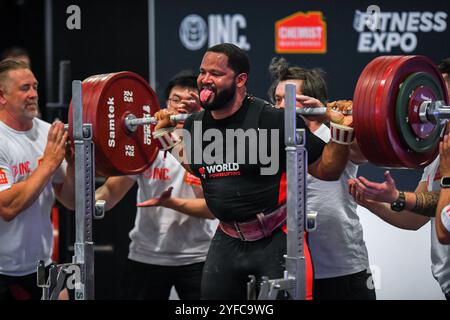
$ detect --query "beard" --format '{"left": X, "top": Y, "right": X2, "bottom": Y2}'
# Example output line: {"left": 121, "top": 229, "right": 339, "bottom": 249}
{"left": 23, "top": 103, "right": 39, "bottom": 119}
{"left": 200, "top": 84, "right": 236, "bottom": 111}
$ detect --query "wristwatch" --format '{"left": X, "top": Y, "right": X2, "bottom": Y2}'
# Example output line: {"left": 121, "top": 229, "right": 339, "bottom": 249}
{"left": 390, "top": 191, "right": 406, "bottom": 212}
{"left": 440, "top": 176, "right": 450, "bottom": 188}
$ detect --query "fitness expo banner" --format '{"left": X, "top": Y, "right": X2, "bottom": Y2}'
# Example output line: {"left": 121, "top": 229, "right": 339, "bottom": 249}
{"left": 152, "top": 0, "right": 449, "bottom": 109}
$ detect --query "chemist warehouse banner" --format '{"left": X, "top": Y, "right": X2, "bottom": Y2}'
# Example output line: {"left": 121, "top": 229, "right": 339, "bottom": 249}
{"left": 152, "top": 0, "right": 449, "bottom": 104}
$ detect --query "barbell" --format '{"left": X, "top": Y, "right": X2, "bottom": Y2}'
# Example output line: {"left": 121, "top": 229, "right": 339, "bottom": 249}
{"left": 66, "top": 72, "right": 326, "bottom": 176}
{"left": 66, "top": 55, "right": 449, "bottom": 176}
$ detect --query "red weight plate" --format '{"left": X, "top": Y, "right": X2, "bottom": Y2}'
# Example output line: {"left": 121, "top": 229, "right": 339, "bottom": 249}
{"left": 83, "top": 74, "right": 118, "bottom": 175}
{"left": 68, "top": 75, "right": 113, "bottom": 177}
{"left": 353, "top": 57, "right": 388, "bottom": 164}
{"left": 353, "top": 58, "right": 376, "bottom": 156}
{"left": 89, "top": 72, "right": 160, "bottom": 176}
{"left": 67, "top": 78, "right": 97, "bottom": 141}
{"left": 371, "top": 56, "right": 408, "bottom": 167}
{"left": 354, "top": 56, "right": 405, "bottom": 166}
{"left": 374, "top": 56, "right": 418, "bottom": 167}
{"left": 394, "top": 59, "right": 441, "bottom": 166}
{"left": 363, "top": 56, "right": 404, "bottom": 166}
{"left": 378, "top": 56, "right": 444, "bottom": 168}
{"left": 68, "top": 75, "right": 103, "bottom": 142}
{"left": 69, "top": 72, "right": 161, "bottom": 176}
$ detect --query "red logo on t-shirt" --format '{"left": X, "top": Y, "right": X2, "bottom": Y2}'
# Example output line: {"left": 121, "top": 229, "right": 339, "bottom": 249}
{"left": 198, "top": 167, "right": 206, "bottom": 179}
{"left": 143, "top": 167, "right": 170, "bottom": 180}
{"left": 11, "top": 161, "right": 31, "bottom": 178}
{"left": 0, "top": 169, "right": 8, "bottom": 185}
{"left": 184, "top": 172, "right": 201, "bottom": 186}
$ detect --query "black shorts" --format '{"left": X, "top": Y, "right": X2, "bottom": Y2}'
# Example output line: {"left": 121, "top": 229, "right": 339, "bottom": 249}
{"left": 0, "top": 271, "right": 42, "bottom": 300}
{"left": 313, "top": 270, "right": 377, "bottom": 300}
{"left": 122, "top": 259, "right": 204, "bottom": 300}
{"left": 201, "top": 226, "right": 313, "bottom": 300}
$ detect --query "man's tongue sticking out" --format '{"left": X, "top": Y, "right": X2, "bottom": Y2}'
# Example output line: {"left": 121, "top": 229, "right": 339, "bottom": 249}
{"left": 200, "top": 88, "right": 214, "bottom": 103}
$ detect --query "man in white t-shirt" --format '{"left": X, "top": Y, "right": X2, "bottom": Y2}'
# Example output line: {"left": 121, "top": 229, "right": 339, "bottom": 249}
{"left": 0, "top": 60, "right": 75, "bottom": 300}
{"left": 349, "top": 158, "right": 450, "bottom": 300}
{"left": 95, "top": 71, "right": 217, "bottom": 300}
{"left": 268, "top": 58, "right": 375, "bottom": 300}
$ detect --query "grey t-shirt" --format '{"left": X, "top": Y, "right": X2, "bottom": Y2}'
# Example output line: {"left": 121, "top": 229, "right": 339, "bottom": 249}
{"left": 307, "top": 124, "right": 370, "bottom": 278}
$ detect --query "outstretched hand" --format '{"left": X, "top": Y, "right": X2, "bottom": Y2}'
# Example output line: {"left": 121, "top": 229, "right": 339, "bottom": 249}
{"left": 137, "top": 187, "right": 174, "bottom": 207}
{"left": 348, "top": 171, "right": 399, "bottom": 204}
{"left": 348, "top": 178, "right": 375, "bottom": 207}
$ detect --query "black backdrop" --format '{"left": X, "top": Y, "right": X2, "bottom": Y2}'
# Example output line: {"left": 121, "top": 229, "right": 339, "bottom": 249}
{"left": 1, "top": 0, "right": 449, "bottom": 299}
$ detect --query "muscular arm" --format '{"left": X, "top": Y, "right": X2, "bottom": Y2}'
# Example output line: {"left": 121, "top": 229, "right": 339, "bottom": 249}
{"left": 95, "top": 176, "right": 136, "bottom": 211}
{"left": 411, "top": 190, "right": 440, "bottom": 217}
{"left": 0, "top": 164, "right": 59, "bottom": 221}
{"left": 0, "top": 122, "right": 68, "bottom": 221}
{"left": 353, "top": 181, "right": 430, "bottom": 230}
{"left": 352, "top": 170, "right": 439, "bottom": 217}
{"left": 308, "top": 141, "right": 350, "bottom": 181}
{"left": 349, "top": 139, "right": 368, "bottom": 165}
{"left": 137, "top": 185, "right": 215, "bottom": 219}
{"left": 159, "top": 197, "right": 215, "bottom": 219}
{"left": 53, "top": 161, "right": 76, "bottom": 210}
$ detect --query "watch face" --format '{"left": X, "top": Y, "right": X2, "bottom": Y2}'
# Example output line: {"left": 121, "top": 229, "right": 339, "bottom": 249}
{"left": 391, "top": 202, "right": 404, "bottom": 212}
{"left": 442, "top": 177, "right": 450, "bottom": 187}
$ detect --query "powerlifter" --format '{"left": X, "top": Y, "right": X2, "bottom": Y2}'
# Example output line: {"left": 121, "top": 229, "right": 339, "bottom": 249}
{"left": 152, "top": 43, "right": 353, "bottom": 299}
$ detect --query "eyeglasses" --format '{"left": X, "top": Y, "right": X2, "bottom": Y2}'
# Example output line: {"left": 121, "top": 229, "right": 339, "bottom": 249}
{"left": 168, "top": 97, "right": 196, "bottom": 105}
{"left": 168, "top": 97, "right": 183, "bottom": 105}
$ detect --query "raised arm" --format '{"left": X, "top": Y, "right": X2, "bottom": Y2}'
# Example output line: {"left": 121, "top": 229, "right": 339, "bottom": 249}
{"left": 348, "top": 172, "right": 430, "bottom": 230}
{"left": 308, "top": 140, "right": 350, "bottom": 181}
{"left": 0, "top": 122, "right": 68, "bottom": 221}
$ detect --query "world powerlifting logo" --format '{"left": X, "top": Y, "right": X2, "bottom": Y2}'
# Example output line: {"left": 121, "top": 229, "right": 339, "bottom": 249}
{"left": 198, "top": 163, "right": 241, "bottom": 179}
{"left": 354, "top": 8, "right": 447, "bottom": 53}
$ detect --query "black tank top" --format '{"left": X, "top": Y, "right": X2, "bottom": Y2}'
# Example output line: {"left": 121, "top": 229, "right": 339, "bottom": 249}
{"left": 184, "top": 95, "right": 325, "bottom": 222}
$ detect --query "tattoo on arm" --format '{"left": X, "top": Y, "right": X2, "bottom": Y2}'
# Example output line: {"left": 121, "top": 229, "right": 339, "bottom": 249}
{"left": 412, "top": 191, "right": 440, "bottom": 217}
